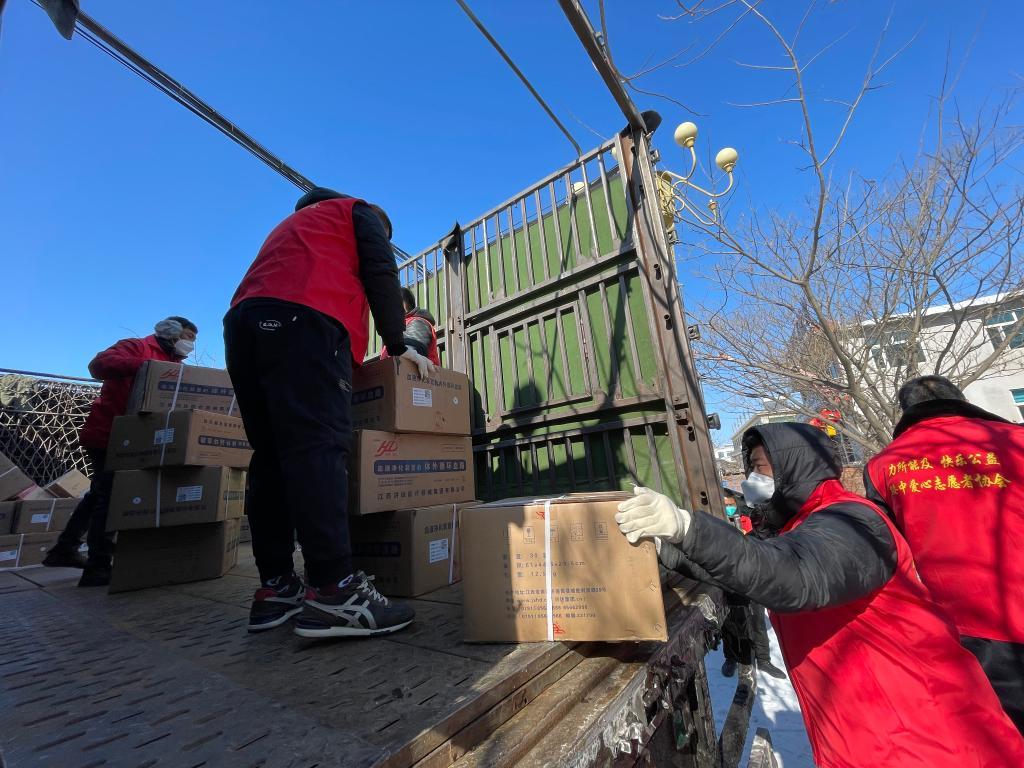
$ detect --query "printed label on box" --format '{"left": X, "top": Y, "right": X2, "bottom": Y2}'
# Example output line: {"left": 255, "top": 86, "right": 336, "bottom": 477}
{"left": 428, "top": 538, "right": 449, "bottom": 564}
{"left": 412, "top": 388, "right": 433, "bottom": 408}
{"left": 0, "top": 549, "right": 17, "bottom": 562}
{"left": 31, "top": 514, "right": 51, "bottom": 524}
{"left": 153, "top": 428, "right": 175, "bottom": 446}
{"left": 176, "top": 485, "right": 204, "bottom": 502}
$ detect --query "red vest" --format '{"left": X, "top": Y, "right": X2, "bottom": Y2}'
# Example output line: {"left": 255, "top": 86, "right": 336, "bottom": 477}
{"left": 80, "top": 335, "right": 177, "bottom": 450}
{"left": 771, "top": 480, "right": 1023, "bottom": 768}
{"left": 379, "top": 312, "right": 440, "bottom": 365}
{"left": 231, "top": 197, "right": 370, "bottom": 365}
{"left": 866, "top": 414, "right": 1024, "bottom": 643}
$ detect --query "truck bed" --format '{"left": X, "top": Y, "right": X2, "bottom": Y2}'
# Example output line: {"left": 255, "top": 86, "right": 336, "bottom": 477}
{"left": 0, "top": 545, "right": 722, "bottom": 768}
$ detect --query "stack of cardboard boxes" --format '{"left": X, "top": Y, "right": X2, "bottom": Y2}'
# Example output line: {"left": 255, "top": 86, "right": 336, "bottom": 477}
{"left": 348, "top": 358, "right": 477, "bottom": 597}
{"left": 0, "top": 455, "right": 90, "bottom": 570}
{"left": 103, "top": 362, "right": 252, "bottom": 592}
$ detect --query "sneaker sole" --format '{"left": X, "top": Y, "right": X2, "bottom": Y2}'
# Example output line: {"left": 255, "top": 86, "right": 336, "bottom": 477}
{"left": 293, "top": 619, "right": 413, "bottom": 639}
{"left": 247, "top": 605, "right": 304, "bottom": 632}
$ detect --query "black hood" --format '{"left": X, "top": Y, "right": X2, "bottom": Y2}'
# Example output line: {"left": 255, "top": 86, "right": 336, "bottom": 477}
{"left": 295, "top": 187, "right": 350, "bottom": 211}
{"left": 893, "top": 398, "right": 1011, "bottom": 438}
{"left": 742, "top": 422, "right": 841, "bottom": 530}
{"left": 408, "top": 308, "right": 436, "bottom": 324}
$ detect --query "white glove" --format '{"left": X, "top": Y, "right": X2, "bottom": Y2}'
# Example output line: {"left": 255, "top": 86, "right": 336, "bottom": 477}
{"left": 401, "top": 348, "right": 437, "bottom": 379}
{"left": 615, "top": 486, "right": 691, "bottom": 544}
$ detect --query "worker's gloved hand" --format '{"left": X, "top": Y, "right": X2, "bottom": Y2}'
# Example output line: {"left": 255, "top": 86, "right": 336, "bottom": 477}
{"left": 615, "top": 486, "right": 691, "bottom": 544}
{"left": 400, "top": 348, "right": 437, "bottom": 379}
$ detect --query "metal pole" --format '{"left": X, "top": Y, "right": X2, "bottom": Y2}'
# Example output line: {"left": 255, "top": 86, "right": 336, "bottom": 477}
{"left": 556, "top": 0, "right": 648, "bottom": 134}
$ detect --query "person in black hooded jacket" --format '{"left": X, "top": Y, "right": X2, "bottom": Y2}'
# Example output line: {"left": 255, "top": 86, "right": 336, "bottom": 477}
{"left": 613, "top": 422, "right": 1024, "bottom": 766}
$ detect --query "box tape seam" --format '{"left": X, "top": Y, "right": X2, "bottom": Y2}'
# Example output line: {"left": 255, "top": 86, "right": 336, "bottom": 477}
{"left": 155, "top": 363, "right": 186, "bottom": 527}
{"left": 46, "top": 498, "right": 56, "bottom": 532}
{"left": 544, "top": 499, "right": 553, "bottom": 641}
{"left": 448, "top": 504, "right": 457, "bottom": 585}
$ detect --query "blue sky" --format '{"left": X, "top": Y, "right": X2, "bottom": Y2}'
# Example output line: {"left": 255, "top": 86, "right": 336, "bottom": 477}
{"left": 2, "top": 1, "right": 1021, "bottom": 435}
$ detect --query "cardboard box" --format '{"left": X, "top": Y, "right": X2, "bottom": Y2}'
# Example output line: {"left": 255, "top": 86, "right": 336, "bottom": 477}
{"left": 350, "top": 430, "right": 475, "bottom": 515}
{"left": 460, "top": 493, "right": 668, "bottom": 643}
{"left": 128, "top": 361, "right": 239, "bottom": 416}
{"left": 351, "top": 501, "right": 477, "bottom": 597}
{"left": 15, "top": 485, "right": 56, "bottom": 501}
{"left": 239, "top": 516, "right": 251, "bottom": 543}
{"left": 0, "top": 452, "right": 34, "bottom": 501}
{"left": 108, "top": 467, "right": 246, "bottom": 531}
{"left": 0, "top": 502, "right": 16, "bottom": 535}
{"left": 108, "top": 519, "right": 241, "bottom": 593}
{"left": 352, "top": 358, "right": 472, "bottom": 436}
{"left": 107, "top": 410, "right": 252, "bottom": 471}
{"left": 13, "top": 499, "right": 78, "bottom": 534}
{"left": 0, "top": 533, "right": 59, "bottom": 569}
{"left": 45, "top": 469, "right": 91, "bottom": 498}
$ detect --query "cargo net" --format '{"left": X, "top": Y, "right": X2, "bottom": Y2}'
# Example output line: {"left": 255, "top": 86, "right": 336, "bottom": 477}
{"left": 0, "top": 373, "right": 99, "bottom": 486}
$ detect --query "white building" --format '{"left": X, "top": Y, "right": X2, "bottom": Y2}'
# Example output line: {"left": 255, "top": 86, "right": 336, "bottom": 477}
{"left": 714, "top": 445, "right": 737, "bottom": 463}
{"left": 860, "top": 293, "right": 1024, "bottom": 423}
{"left": 730, "top": 407, "right": 799, "bottom": 456}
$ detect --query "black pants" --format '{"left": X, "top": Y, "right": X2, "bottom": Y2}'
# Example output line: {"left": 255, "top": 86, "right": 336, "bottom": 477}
{"left": 224, "top": 298, "right": 354, "bottom": 588}
{"left": 57, "top": 448, "right": 116, "bottom": 566}
{"left": 962, "top": 635, "right": 1024, "bottom": 734}
{"left": 750, "top": 603, "right": 772, "bottom": 662}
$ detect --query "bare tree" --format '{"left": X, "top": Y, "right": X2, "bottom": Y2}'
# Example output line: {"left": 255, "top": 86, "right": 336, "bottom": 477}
{"left": 640, "top": 1, "right": 1024, "bottom": 455}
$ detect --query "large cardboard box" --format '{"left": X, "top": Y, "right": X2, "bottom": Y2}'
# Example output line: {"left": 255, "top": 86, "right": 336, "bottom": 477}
{"left": 13, "top": 499, "right": 78, "bottom": 534}
{"left": 352, "top": 358, "right": 472, "bottom": 435}
{"left": 45, "top": 469, "right": 91, "bottom": 498}
{"left": 239, "top": 515, "right": 251, "bottom": 543}
{"left": 109, "top": 519, "right": 241, "bottom": 593}
{"left": 0, "top": 452, "right": 34, "bottom": 501}
{"left": 128, "top": 361, "right": 239, "bottom": 416}
{"left": 0, "top": 533, "right": 59, "bottom": 569}
{"left": 107, "top": 410, "right": 252, "bottom": 471}
{"left": 351, "top": 430, "right": 474, "bottom": 515}
{"left": 460, "top": 493, "right": 668, "bottom": 643}
{"left": 108, "top": 467, "right": 246, "bottom": 531}
{"left": 351, "top": 502, "right": 477, "bottom": 597}
{"left": 0, "top": 502, "right": 16, "bottom": 535}
{"left": 15, "top": 485, "right": 56, "bottom": 501}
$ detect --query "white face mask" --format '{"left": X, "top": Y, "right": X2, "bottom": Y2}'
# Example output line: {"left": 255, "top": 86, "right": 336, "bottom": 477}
{"left": 174, "top": 338, "right": 195, "bottom": 357}
{"left": 741, "top": 472, "right": 775, "bottom": 505}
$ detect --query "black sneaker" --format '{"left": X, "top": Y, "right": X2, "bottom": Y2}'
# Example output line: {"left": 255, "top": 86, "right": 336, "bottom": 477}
{"left": 43, "top": 545, "right": 87, "bottom": 569}
{"left": 721, "top": 659, "right": 737, "bottom": 678}
{"left": 757, "top": 659, "right": 788, "bottom": 680}
{"left": 294, "top": 571, "right": 414, "bottom": 638}
{"left": 78, "top": 563, "right": 111, "bottom": 587}
{"left": 248, "top": 573, "right": 305, "bottom": 632}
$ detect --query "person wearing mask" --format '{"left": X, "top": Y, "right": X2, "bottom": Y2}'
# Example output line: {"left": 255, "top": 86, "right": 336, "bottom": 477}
{"left": 864, "top": 375, "right": 1024, "bottom": 732}
{"left": 380, "top": 287, "right": 441, "bottom": 366}
{"left": 615, "top": 422, "right": 1023, "bottom": 767}
{"left": 225, "top": 187, "right": 436, "bottom": 638}
{"left": 43, "top": 317, "right": 198, "bottom": 587}
{"left": 719, "top": 488, "right": 786, "bottom": 680}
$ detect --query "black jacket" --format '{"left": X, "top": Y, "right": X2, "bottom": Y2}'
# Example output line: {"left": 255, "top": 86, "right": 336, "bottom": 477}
{"left": 660, "top": 422, "right": 897, "bottom": 613}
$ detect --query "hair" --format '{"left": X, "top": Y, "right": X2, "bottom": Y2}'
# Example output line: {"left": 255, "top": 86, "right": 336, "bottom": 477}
{"left": 367, "top": 203, "right": 393, "bottom": 240}
{"left": 167, "top": 316, "right": 198, "bottom": 334}
{"left": 897, "top": 375, "right": 966, "bottom": 411}
{"left": 722, "top": 489, "right": 737, "bottom": 502}
{"left": 400, "top": 287, "right": 416, "bottom": 311}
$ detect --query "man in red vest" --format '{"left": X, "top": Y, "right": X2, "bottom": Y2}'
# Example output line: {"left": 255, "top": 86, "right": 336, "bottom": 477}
{"left": 865, "top": 375, "right": 1024, "bottom": 731}
{"left": 616, "top": 422, "right": 1023, "bottom": 767}
{"left": 225, "top": 187, "right": 436, "bottom": 639}
{"left": 380, "top": 287, "right": 441, "bottom": 366}
{"left": 44, "top": 317, "right": 198, "bottom": 587}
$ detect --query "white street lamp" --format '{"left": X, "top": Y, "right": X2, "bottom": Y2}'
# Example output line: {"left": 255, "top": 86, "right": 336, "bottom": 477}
{"left": 658, "top": 121, "right": 739, "bottom": 229}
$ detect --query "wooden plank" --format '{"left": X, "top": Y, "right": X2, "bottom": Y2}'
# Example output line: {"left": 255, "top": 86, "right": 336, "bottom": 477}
{"left": 412, "top": 645, "right": 595, "bottom": 768}
{"left": 448, "top": 655, "right": 622, "bottom": 768}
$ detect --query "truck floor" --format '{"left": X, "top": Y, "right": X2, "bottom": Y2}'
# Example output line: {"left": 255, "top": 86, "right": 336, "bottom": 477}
{"left": 0, "top": 545, "right": 581, "bottom": 768}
